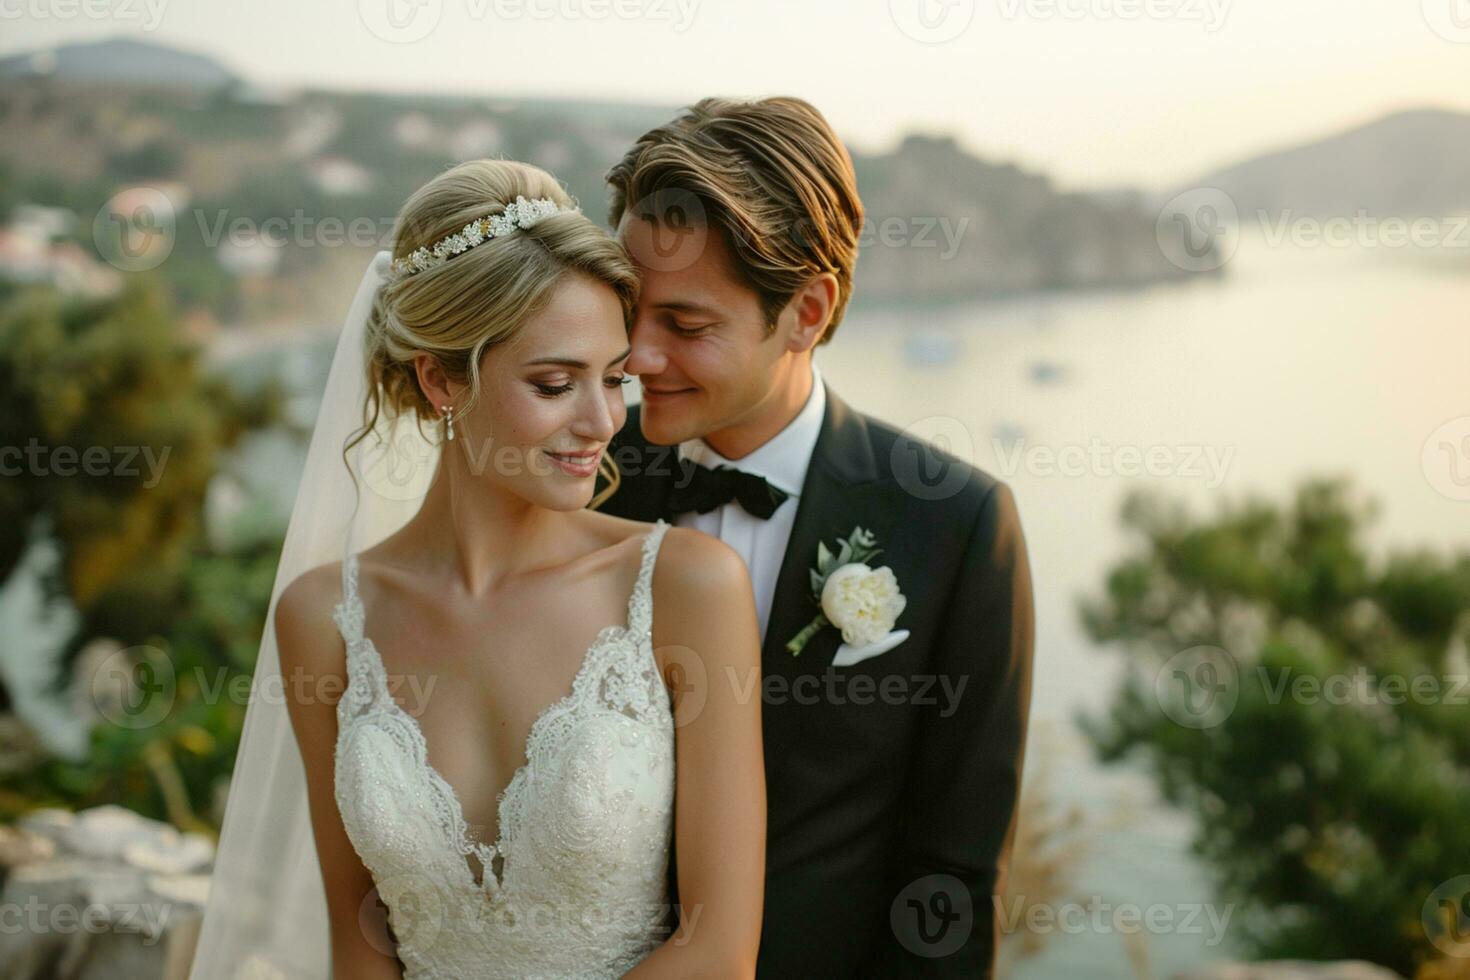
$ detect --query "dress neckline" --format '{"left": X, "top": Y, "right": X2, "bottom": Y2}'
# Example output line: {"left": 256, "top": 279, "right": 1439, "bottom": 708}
{"left": 334, "top": 519, "right": 669, "bottom": 895}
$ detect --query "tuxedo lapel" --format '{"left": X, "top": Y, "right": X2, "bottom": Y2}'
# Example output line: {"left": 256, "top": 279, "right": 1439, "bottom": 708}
{"left": 613, "top": 389, "right": 909, "bottom": 787}
{"left": 760, "top": 385, "right": 908, "bottom": 783}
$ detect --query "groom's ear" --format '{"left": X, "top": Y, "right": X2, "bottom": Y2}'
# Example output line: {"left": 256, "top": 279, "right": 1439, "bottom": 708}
{"left": 783, "top": 272, "right": 839, "bottom": 353}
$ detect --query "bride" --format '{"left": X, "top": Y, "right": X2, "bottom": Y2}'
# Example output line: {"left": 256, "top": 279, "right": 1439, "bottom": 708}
{"left": 187, "top": 160, "right": 766, "bottom": 979}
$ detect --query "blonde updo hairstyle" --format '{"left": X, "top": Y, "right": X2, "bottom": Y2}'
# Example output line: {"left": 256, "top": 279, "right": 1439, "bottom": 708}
{"left": 351, "top": 160, "right": 639, "bottom": 508}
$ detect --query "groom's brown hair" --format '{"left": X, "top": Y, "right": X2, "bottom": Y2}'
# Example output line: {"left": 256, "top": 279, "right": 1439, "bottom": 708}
{"left": 605, "top": 96, "right": 863, "bottom": 344}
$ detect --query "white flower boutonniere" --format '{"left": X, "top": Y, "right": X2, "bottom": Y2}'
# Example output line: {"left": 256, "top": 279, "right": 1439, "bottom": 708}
{"left": 786, "top": 527, "right": 908, "bottom": 657}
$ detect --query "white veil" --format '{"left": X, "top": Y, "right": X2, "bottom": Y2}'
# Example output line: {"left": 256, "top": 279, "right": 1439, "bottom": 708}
{"left": 189, "top": 250, "right": 440, "bottom": 979}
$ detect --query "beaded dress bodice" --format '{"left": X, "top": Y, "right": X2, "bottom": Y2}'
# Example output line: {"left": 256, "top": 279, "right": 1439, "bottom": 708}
{"left": 330, "top": 520, "right": 674, "bottom": 979}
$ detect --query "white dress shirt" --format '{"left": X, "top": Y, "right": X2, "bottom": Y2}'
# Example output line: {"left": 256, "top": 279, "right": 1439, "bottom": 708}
{"left": 675, "top": 361, "right": 827, "bottom": 643}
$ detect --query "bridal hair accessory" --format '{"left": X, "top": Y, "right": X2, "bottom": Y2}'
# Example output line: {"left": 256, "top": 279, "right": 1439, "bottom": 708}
{"left": 391, "top": 195, "right": 579, "bottom": 278}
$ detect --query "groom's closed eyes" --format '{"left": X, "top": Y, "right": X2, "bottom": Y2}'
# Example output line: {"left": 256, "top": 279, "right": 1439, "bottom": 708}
{"left": 655, "top": 305, "right": 721, "bottom": 337}
{"left": 651, "top": 298, "right": 719, "bottom": 314}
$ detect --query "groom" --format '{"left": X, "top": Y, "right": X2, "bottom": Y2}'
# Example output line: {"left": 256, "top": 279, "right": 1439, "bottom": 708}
{"left": 597, "top": 96, "right": 1034, "bottom": 979}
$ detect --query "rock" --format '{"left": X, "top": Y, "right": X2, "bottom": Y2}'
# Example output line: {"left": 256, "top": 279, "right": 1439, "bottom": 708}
{"left": 123, "top": 834, "right": 214, "bottom": 876}
{"left": 1173, "top": 961, "right": 1407, "bottom": 980}
{"left": 0, "top": 806, "right": 213, "bottom": 980}
{"left": 20, "top": 804, "right": 212, "bottom": 874}
{"left": 0, "top": 823, "right": 56, "bottom": 872}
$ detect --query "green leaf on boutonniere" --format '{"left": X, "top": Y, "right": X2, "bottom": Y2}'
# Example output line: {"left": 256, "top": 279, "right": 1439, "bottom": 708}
{"left": 788, "top": 525, "right": 887, "bottom": 656}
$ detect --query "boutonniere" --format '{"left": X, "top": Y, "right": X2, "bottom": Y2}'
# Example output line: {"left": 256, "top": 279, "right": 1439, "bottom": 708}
{"left": 786, "top": 526, "right": 908, "bottom": 657}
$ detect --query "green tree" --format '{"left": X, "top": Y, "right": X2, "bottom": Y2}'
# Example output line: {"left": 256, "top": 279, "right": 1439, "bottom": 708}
{"left": 0, "top": 278, "right": 272, "bottom": 638}
{"left": 0, "top": 278, "right": 283, "bottom": 829}
{"left": 1080, "top": 479, "right": 1470, "bottom": 976}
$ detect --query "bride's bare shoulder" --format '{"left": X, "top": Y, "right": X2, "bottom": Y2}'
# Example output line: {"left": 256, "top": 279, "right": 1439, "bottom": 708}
{"left": 650, "top": 526, "right": 754, "bottom": 617}
{"left": 274, "top": 561, "right": 348, "bottom": 675}
{"left": 278, "top": 560, "right": 346, "bottom": 616}
{"left": 647, "top": 527, "right": 758, "bottom": 673}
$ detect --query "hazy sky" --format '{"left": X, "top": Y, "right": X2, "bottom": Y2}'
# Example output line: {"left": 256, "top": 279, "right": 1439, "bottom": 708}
{"left": 4, "top": 0, "right": 1468, "bottom": 190}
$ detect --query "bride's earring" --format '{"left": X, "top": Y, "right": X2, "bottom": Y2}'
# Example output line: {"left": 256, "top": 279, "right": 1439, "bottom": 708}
{"left": 442, "top": 404, "right": 455, "bottom": 442}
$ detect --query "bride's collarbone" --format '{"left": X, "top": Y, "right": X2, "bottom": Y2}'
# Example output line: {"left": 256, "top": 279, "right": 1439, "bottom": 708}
{"left": 344, "top": 528, "right": 652, "bottom": 807}
{"left": 354, "top": 522, "right": 645, "bottom": 630}
{"left": 352, "top": 538, "right": 644, "bottom": 670}
{"left": 357, "top": 584, "right": 634, "bottom": 693}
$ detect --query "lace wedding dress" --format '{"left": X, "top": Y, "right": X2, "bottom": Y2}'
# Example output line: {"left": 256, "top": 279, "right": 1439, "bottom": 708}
{"left": 330, "top": 518, "right": 675, "bottom": 979}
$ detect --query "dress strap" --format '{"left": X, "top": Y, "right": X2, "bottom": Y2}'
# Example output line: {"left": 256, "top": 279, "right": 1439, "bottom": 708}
{"left": 626, "top": 519, "right": 671, "bottom": 639}
{"left": 333, "top": 553, "right": 364, "bottom": 645}
{"left": 331, "top": 552, "right": 389, "bottom": 714}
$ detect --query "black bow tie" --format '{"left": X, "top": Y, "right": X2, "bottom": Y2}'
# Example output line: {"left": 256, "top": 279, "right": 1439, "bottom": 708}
{"left": 666, "top": 460, "right": 791, "bottom": 520}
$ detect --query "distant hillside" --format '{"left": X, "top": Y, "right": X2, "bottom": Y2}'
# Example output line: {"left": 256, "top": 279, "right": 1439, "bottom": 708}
{"left": 1179, "top": 108, "right": 1470, "bottom": 220}
{"left": 0, "top": 39, "right": 1211, "bottom": 321}
{"left": 855, "top": 135, "right": 1200, "bottom": 300}
{"left": 0, "top": 37, "right": 240, "bottom": 88}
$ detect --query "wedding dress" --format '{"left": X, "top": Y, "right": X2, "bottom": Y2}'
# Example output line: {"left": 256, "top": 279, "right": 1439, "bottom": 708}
{"left": 331, "top": 519, "right": 675, "bottom": 979}
{"left": 187, "top": 252, "right": 673, "bottom": 979}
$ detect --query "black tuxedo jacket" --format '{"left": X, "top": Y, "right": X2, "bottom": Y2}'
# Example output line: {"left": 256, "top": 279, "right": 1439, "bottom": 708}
{"left": 597, "top": 382, "right": 1034, "bottom": 979}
